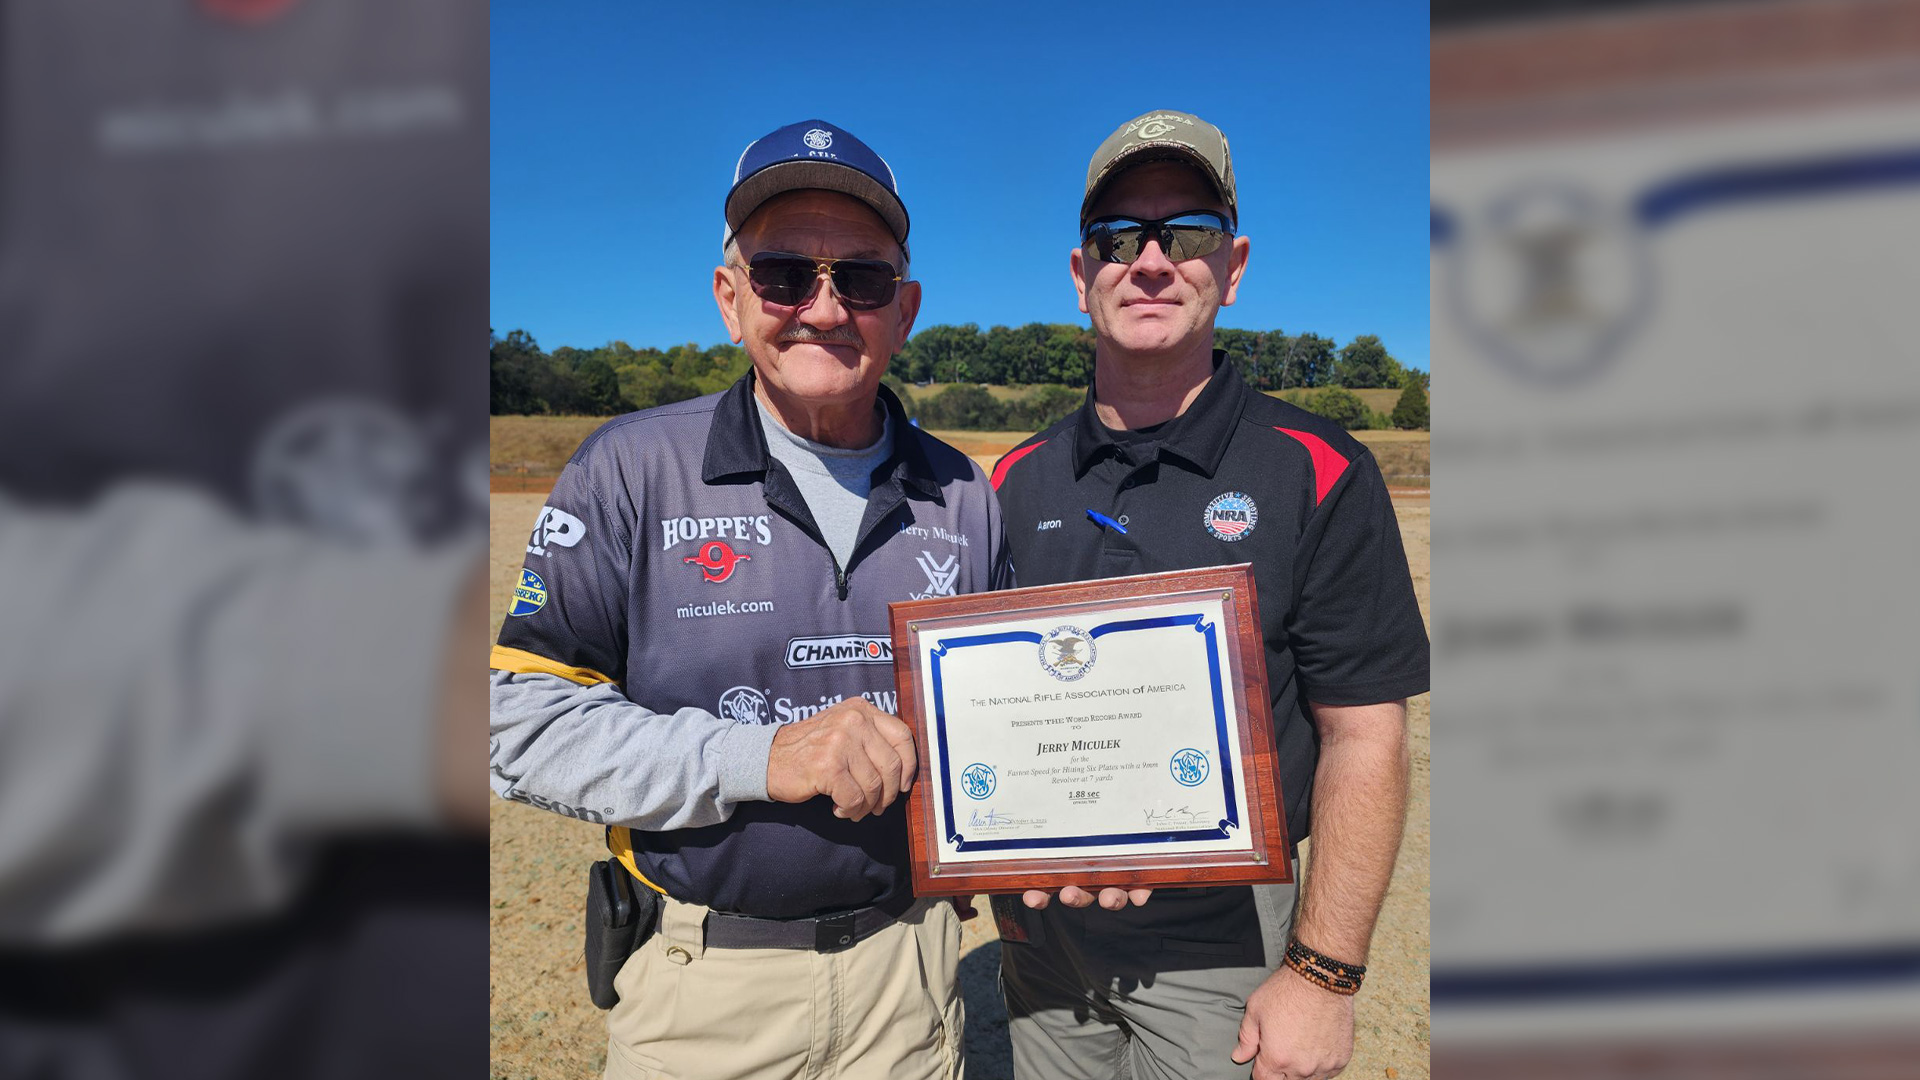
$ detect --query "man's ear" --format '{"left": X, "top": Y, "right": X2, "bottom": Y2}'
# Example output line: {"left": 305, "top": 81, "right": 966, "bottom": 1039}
{"left": 713, "top": 265, "right": 745, "bottom": 343}
{"left": 1220, "top": 235, "right": 1250, "bottom": 308}
{"left": 1069, "top": 246, "right": 1092, "bottom": 315}
{"left": 892, "top": 279, "right": 922, "bottom": 350}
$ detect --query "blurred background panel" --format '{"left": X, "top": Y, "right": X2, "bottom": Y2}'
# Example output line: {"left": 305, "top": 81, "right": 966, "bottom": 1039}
{"left": 1431, "top": 1, "right": 1920, "bottom": 1076}
{"left": 0, "top": 1, "right": 486, "bottom": 1077}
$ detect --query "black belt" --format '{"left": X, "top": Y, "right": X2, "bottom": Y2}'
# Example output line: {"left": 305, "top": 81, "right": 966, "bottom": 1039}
{"left": 702, "top": 889, "right": 918, "bottom": 952}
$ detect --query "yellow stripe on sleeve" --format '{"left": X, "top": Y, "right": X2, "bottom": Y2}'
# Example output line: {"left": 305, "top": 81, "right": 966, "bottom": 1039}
{"left": 608, "top": 826, "right": 668, "bottom": 895}
{"left": 491, "top": 650, "right": 661, "bottom": 896}
{"left": 489, "top": 645, "right": 618, "bottom": 687}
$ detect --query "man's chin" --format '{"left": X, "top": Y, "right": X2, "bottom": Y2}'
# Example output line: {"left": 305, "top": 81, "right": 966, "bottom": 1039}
{"left": 759, "top": 357, "right": 877, "bottom": 406}
{"left": 1109, "top": 321, "right": 1195, "bottom": 359}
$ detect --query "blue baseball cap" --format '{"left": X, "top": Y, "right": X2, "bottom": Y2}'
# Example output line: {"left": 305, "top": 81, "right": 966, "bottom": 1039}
{"left": 724, "top": 120, "right": 909, "bottom": 249}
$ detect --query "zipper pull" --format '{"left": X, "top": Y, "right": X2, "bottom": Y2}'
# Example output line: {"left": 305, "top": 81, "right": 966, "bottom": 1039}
{"left": 835, "top": 564, "right": 848, "bottom": 601}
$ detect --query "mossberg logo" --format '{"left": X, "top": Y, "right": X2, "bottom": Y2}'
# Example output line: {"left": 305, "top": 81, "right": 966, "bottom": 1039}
{"left": 785, "top": 634, "right": 894, "bottom": 669}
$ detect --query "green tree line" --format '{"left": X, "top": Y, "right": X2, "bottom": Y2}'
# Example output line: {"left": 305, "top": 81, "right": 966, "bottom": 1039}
{"left": 491, "top": 324, "right": 1429, "bottom": 430}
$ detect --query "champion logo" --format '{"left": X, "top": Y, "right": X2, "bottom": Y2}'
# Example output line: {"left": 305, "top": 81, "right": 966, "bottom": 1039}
{"left": 785, "top": 635, "right": 893, "bottom": 669}
{"left": 1203, "top": 491, "right": 1258, "bottom": 542}
{"left": 685, "top": 540, "right": 752, "bottom": 583}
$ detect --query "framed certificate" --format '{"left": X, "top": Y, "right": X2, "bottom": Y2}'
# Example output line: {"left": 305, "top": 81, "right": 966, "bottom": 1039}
{"left": 888, "top": 564, "right": 1291, "bottom": 895}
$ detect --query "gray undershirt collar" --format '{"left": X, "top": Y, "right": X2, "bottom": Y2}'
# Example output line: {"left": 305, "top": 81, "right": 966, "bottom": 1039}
{"left": 754, "top": 396, "right": 893, "bottom": 570}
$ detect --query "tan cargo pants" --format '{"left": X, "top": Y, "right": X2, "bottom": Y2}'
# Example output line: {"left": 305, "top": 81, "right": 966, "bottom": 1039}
{"left": 604, "top": 895, "right": 965, "bottom": 1080}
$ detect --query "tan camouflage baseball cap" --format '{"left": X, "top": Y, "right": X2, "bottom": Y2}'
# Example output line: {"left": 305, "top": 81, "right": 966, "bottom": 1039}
{"left": 1081, "top": 110, "right": 1237, "bottom": 227}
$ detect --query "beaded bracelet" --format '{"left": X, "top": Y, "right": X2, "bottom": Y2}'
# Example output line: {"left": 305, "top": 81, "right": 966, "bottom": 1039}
{"left": 1284, "top": 954, "right": 1361, "bottom": 994}
{"left": 1285, "top": 938, "right": 1366, "bottom": 996}
{"left": 1288, "top": 938, "right": 1366, "bottom": 978}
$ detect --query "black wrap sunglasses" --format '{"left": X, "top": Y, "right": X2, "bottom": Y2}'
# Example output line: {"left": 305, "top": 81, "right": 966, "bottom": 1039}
{"left": 734, "top": 251, "right": 904, "bottom": 310}
{"left": 1081, "top": 210, "right": 1235, "bottom": 264}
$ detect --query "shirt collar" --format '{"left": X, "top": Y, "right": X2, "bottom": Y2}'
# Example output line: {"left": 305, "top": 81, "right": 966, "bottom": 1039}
{"left": 703, "top": 369, "right": 941, "bottom": 498}
{"left": 1071, "top": 349, "right": 1247, "bottom": 479}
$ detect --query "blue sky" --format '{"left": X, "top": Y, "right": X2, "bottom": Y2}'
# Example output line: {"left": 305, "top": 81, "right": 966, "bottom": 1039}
{"left": 492, "top": 2, "right": 1429, "bottom": 371}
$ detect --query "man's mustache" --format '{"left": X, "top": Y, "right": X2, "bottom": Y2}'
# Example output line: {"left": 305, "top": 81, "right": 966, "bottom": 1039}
{"left": 778, "top": 325, "right": 865, "bottom": 346}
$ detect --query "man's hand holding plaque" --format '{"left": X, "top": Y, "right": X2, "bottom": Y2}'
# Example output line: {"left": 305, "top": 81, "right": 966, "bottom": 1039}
{"left": 1021, "top": 885, "right": 1154, "bottom": 911}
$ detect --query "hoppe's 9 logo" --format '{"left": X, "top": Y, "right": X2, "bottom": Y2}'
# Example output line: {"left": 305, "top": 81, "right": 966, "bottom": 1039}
{"left": 685, "top": 540, "right": 751, "bottom": 583}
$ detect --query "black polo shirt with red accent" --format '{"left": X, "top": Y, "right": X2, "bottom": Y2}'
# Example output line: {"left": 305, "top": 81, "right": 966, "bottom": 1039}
{"left": 989, "top": 352, "right": 1428, "bottom": 847}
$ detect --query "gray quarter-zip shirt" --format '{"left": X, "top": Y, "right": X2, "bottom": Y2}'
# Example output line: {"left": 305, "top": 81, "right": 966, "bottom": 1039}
{"left": 490, "top": 371, "right": 1012, "bottom": 918}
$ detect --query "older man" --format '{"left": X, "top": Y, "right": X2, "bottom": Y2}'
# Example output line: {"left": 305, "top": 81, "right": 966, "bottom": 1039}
{"left": 990, "top": 111, "right": 1428, "bottom": 1080}
{"left": 490, "top": 119, "right": 1008, "bottom": 1080}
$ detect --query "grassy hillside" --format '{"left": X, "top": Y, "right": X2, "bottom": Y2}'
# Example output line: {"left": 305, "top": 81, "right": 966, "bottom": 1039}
{"left": 493, "top": 413, "right": 1428, "bottom": 487}
{"left": 1267, "top": 386, "right": 1408, "bottom": 415}
{"left": 915, "top": 383, "right": 1418, "bottom": 417}
{"left": 906, "top": 382, "right": 1065, "bottom": 402}
{"left": 489, "top": 414, "right": 610, "bottom": 476}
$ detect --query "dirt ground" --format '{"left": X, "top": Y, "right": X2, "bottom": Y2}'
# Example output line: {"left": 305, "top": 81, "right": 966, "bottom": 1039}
{"left": 488, "top": 489, "right": 1430, "bottom": 1080}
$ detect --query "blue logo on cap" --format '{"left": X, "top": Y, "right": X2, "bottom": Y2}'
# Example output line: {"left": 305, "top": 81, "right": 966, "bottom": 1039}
{"left": 727, "top": 119, "right": 909, "bottom": 246}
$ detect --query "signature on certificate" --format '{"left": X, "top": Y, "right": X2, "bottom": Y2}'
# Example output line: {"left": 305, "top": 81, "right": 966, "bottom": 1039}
{"left": 968, "top": 808, "right": 1041, "bottom": 828}
{"left": 1143, "top": 806, "right": 1210, "bottom": 828}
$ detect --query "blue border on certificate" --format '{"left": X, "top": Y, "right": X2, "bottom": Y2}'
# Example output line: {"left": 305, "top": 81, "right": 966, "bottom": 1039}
{"left": 930, "top": 614, "right": 1239, "bottom": 853}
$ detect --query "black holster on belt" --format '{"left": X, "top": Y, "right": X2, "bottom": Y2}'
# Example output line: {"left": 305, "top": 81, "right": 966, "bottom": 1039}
{"left": 584, "top": 859, "right": 659, "bottom": 1009}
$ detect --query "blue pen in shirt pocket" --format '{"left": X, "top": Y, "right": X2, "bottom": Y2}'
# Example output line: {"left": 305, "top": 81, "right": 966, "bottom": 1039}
{"left": 1085, "top": 509, "right": 1128, "bottom": 534}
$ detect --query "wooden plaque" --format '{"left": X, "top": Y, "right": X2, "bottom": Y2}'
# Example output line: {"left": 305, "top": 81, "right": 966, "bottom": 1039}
{"left": 888, "top": 564, "right": 1291, "bottom": 896}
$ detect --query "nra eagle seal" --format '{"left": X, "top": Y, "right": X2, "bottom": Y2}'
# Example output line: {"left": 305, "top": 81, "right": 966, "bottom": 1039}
{"left": 1203, "top": 491, "right": 1258, "bottom": 542}
{"left": 1442, "top": 181, "right": 1652, "bottom": 387}
{"left": 1038, "top": 625, "right": 1096, "bottom": 682}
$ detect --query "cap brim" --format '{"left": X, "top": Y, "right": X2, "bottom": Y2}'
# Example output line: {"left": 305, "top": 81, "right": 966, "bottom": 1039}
{"left": 1081, "top": 143, "right": 1233, "bottom": 225}
{"left": 725, "top": 160, "right": 910, "bottom": 246}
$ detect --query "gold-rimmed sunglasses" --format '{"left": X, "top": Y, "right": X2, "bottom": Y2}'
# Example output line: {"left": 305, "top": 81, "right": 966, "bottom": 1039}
{"left": 732, "top": 251, "right": 904, "bottom": 310}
